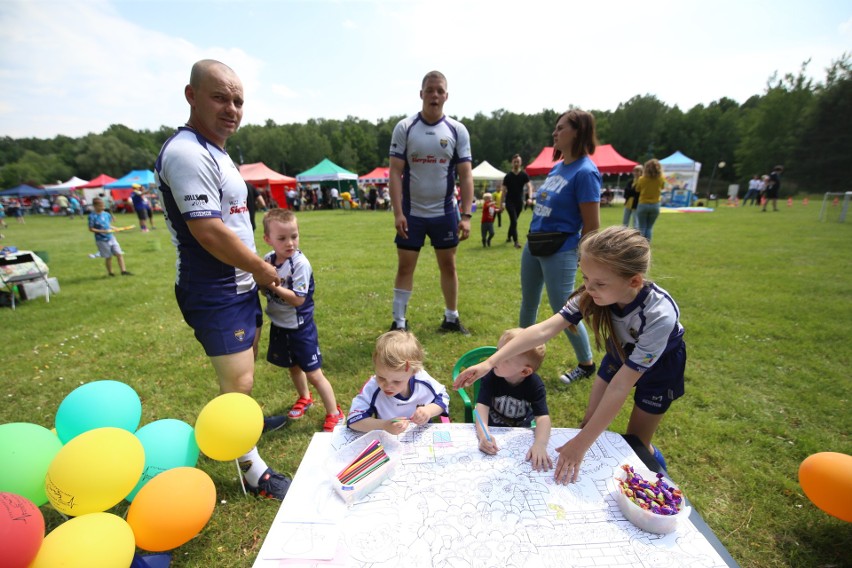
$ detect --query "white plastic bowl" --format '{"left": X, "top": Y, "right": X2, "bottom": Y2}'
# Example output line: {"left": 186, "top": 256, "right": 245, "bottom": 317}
{"left": 613, "top": 465, "right": 691, "bottom": 534}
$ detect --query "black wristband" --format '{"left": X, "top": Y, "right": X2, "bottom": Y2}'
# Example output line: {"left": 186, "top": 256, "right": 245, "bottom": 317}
{"left": 460, "top": 213, "right": 472, "bottom": 219}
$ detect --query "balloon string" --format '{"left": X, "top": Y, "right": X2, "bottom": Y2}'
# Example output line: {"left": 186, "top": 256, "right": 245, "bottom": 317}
{"left": 236, "top": 459, "right": 247, "bottom": 496}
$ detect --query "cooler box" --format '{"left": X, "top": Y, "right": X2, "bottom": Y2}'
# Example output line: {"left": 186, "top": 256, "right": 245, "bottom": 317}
{"left": 20, "top": 277, "right": 60, "bottom": 300}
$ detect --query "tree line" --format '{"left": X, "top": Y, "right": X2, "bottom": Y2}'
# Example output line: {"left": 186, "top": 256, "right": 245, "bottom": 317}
{"left": 1, "top": 54, "right": 848, "bottom": 197}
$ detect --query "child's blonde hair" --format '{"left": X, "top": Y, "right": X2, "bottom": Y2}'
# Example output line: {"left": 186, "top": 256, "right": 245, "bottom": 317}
{"left": 483, "top": 192, "right": 493, "bottom": 202}
{"left": 373, "top": 331, "right": 424, "bottom": 374}
{"left": 571, "top": 226, "right": 650, "bottom": 362}
{"left": 262, "top": 208, "right": 297, "bottom": 235}
{"left": 498, "top": 328, "right": 546, "bottom": 372}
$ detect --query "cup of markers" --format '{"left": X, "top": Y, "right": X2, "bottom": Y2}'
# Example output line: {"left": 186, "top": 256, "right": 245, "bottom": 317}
{"left": 613, "top": 463, "right": 691, "bottom": 534}
{"left": 329, "top": 431, "right": 400, "bottom": 505}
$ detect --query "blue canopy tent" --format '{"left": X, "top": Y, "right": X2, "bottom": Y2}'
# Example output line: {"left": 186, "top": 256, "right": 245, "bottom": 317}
{"left": 0, "top": 184, "right": 47, "bottom": 197}
{"left": 104, "top": 170, "right": 156, "bottom": 201}
{"left": 659, "top": 151, "right": 701, "bottom": 206}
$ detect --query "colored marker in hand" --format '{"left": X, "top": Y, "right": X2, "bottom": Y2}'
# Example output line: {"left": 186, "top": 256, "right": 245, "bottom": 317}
{"left": 473, "top": 409, "right": 491, "bottom": 442}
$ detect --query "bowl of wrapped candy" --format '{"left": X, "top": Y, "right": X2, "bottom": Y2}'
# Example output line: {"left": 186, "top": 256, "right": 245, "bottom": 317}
{"left": 613, "top": 464, "right": 691, "bottom": 534}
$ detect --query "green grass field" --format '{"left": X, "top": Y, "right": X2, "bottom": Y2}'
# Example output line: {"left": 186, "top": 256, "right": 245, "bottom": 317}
{"left": 2, "top": 198, "right": 850, "bottom": 567}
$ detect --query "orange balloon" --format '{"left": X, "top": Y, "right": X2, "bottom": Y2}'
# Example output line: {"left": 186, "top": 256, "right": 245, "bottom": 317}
{"left": 798, "top": 452, "right": 852, "bottom": 522}
{"left": 126, "top": 467, "right": 216, "bottom": 552}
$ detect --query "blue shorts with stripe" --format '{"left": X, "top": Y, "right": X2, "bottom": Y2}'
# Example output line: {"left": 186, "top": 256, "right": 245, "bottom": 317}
{"left": 395, "top": 213, "right": 459, "bottom": 251}
{"left": 266, "top": 321, "right": 323, "bottom": 372}
{"left": 598, "top": 341, "right": 686, "bottom": 415}
{"left": 175, "top": 285, "right": 261, "bottom": 357}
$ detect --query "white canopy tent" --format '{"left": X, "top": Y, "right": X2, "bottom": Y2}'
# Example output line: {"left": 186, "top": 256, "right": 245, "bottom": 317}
{"left": 471, "top": 161, "right": 506, "bottom": 181}
{"left": 43, "top": 176, "right": 89, "bottom": 194}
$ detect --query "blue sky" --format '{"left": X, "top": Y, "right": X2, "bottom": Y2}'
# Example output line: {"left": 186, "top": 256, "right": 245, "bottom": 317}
{"left": 1, "top": 0, "right": 850, "bottom": 139}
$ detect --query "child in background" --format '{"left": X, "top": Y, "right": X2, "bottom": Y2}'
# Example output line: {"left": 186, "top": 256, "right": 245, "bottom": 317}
{"left": 348, "top": 330, "right": 449, "bottom": 434}
{"left": 480, "top": 192, "right": 496, "bottom": 247}
{"left": 474, "top": 328, "right": 552, "bottom": 471}
{"left": 87, "top": 197, "right": 132, "bottom": 277}
{"left": 455, "top": 226, "right": 686, "bottom": 483}
{"left": 261, "top": 209, "right": 343, "bottom": 432}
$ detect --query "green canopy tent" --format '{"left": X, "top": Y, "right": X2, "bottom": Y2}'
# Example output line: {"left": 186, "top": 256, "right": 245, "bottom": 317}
{"left": 296, "top": 158, "right": 359, "bottom": 204}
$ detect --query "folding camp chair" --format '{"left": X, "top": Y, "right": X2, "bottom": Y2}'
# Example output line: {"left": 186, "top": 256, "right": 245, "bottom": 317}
{"left": 0, "top": 252, "right": 51, "bottom": 310}
{"left": 452, "top": 346, "right": 497, "bottom": 423}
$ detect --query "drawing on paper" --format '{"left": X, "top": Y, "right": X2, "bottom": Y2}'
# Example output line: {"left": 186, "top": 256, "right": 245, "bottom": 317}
{"left": 322, "top": 423, "right": 728, "bottom": 568}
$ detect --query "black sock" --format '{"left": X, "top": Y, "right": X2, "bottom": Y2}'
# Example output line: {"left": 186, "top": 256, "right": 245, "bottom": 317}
{"left": 579, "top": 362, "right": 596, "bottom": 374}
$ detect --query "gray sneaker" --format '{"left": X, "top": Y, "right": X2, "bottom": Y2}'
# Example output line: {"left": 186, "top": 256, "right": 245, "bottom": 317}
{"left": 559, "top": 363, "right": 596, "bottom": 385}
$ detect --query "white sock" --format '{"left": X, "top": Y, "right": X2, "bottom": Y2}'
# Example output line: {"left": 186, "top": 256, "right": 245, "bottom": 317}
{"left": 238, "top": 446, "right": 269, "bottom": 486}
{"left": 444, "top": 309, "right": 459, "bottom": 322}
{"left": 393, "top": 288, "right": 412, "bottom": 325}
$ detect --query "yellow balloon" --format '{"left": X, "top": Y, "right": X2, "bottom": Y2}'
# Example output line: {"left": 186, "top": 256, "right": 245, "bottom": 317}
{"left": 46, "top": 427, "right": 145, "bottom": 516}
{"left": 799, "top": 452, "right": 852, "bottom": 522}
{"left": 127, "top": 467, "right": 216, "bottom": 551}
{"left": 194, "top": 393, "right": 263, "bottom": 461}
{"left": 30, "top": 512, "right": 135, "bottom": 568}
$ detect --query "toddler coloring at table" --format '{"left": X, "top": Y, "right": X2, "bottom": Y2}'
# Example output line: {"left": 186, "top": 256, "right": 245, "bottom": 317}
{"left": 455, "top": 226, "right": 686, "bottom": 484}
{"left": 347, "top": 330, "right": 449, "bottom": 434}
{"left": 474, "top": 328, "right": 552, "bottom": 471}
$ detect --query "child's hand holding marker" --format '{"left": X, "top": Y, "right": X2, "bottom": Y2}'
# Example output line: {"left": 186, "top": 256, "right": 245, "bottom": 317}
{"left": 387, "top": 417, "right": 410, "bottom": 434}
{"left": 474, "top": 408, "right": 499, "bottom": 455}
{"left": 408, "top": 405, "right": 431, "bottom": 425}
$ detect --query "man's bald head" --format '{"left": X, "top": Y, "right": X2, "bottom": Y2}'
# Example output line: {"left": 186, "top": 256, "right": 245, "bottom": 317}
{"left": 189, "top": 59, "right": 236, "bottom": 90}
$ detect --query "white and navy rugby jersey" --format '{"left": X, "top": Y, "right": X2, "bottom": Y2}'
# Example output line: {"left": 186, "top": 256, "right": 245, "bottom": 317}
{"left": 155, "top": 127, "right": 255, "bottom": 294}
{"left": 263, "top": 250, "right": 315, "bottom": 329}
{"left": 389, "top": 113, "right": 472, "bottom": 218}
{"left": 559, "top": 283, "right": 685, "bottom": 372}
{"left": 347, "top": 370, "right": 450, "bottom": 426}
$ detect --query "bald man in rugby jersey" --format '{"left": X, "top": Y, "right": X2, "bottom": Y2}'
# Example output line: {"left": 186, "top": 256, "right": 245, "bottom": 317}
{"left": 155, "top": 59, "right": 290, "bottom": 500}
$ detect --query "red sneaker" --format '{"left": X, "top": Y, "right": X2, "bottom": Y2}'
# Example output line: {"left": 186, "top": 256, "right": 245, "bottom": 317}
{"left": 288, "top": 395, "right": 314, "bottom": 419}
{"left": 323, "top": 405, "right": 344, "bottom": 432}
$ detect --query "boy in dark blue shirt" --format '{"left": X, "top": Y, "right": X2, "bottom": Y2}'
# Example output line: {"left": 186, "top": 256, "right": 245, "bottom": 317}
{"left": 475, "top": 328, "right": 551, "bottom": 471}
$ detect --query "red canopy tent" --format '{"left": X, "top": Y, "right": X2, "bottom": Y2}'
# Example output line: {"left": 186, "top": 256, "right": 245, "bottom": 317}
{"left": 76, "top": 174, "right": 118, "bottom": 189}
{"left": 239, "top": 162, "right": 297, "bottom": 208}
{"left": 359, "top": 167, "right": 390, "bottom": 185}
{"left": 526, "top": 145, "right": 638, "bottom": 176}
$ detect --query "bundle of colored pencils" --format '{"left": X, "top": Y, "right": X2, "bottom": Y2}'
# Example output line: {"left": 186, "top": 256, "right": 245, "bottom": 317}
{"left": 336, "top": 439, "right": 390, "bottom": 486}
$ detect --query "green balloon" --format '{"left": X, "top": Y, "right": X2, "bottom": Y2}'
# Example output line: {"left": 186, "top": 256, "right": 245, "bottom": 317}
{"left": 0, "top": 422, "right": 63, "bottom": 506}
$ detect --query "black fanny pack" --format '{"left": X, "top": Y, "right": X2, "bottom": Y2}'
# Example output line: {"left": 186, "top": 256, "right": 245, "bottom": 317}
{"left": 527, "top": 232, "right": 571, "bottom": 256}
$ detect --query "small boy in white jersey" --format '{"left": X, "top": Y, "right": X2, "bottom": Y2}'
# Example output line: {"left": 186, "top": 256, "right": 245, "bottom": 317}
{"left": 347, "top": 330, "right": 449, "bottom": 434}
{"left": 261, "top": 209, "right": 343, "bottom": 432}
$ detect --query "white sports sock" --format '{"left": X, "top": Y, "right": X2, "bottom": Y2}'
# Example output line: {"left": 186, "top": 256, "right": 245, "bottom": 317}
{"left": 444, "top": 309, "right": 459, "bottom": 322}
{"left": 393, "top": 288, "right": 412, "bottom": 325}
{"left": 238, "top": 446, "right": 269, "bottom": 486}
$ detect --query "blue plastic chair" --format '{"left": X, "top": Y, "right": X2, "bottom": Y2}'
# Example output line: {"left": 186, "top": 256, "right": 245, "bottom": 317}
{"left": 452, "top": 346, "right": 497, "bottom": 423}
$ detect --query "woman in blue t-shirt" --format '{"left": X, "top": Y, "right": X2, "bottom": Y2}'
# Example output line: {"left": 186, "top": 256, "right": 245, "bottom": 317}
{"left": 520, "top": 109, "right": 601, "bottom": 385}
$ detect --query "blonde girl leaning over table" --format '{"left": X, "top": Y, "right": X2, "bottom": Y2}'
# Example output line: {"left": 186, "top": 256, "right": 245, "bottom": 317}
{"left": 454, "top": 226, "right": 686, "bottom": 484}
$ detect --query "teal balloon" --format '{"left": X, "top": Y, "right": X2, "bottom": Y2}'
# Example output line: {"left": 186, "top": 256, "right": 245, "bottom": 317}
{"left": 55, "top": 380, "right": 142, "bottom": 443}
{"left": 0, "top": 423, "right": 63, "bottom": 506}
{"left": 126, "top": 419, "right": 200, "bottom": 502}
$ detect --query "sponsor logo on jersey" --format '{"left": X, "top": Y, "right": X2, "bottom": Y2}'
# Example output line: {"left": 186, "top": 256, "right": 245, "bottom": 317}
{"left": 187, "top": 210, "right": 213, "bottom": 218}
{"left": 234, "top": 328, "right": 246, "bottom": 342}
{"left": 184, "top": 194, "right": 209, "bottom": 203}
{"left": 410, "top": 153, "right": 438, "bottom": 164}
{"left": 439, "top": 138, "right": 448, "bottom": 148}
{"left": 629, "top": 327, "right": 639, "bottom": 341}
{"left": 229, "top": 205, "right": 249, "bottom": 215}
{"left": 640, "top": 352, "right": 656, "bottom": 365}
